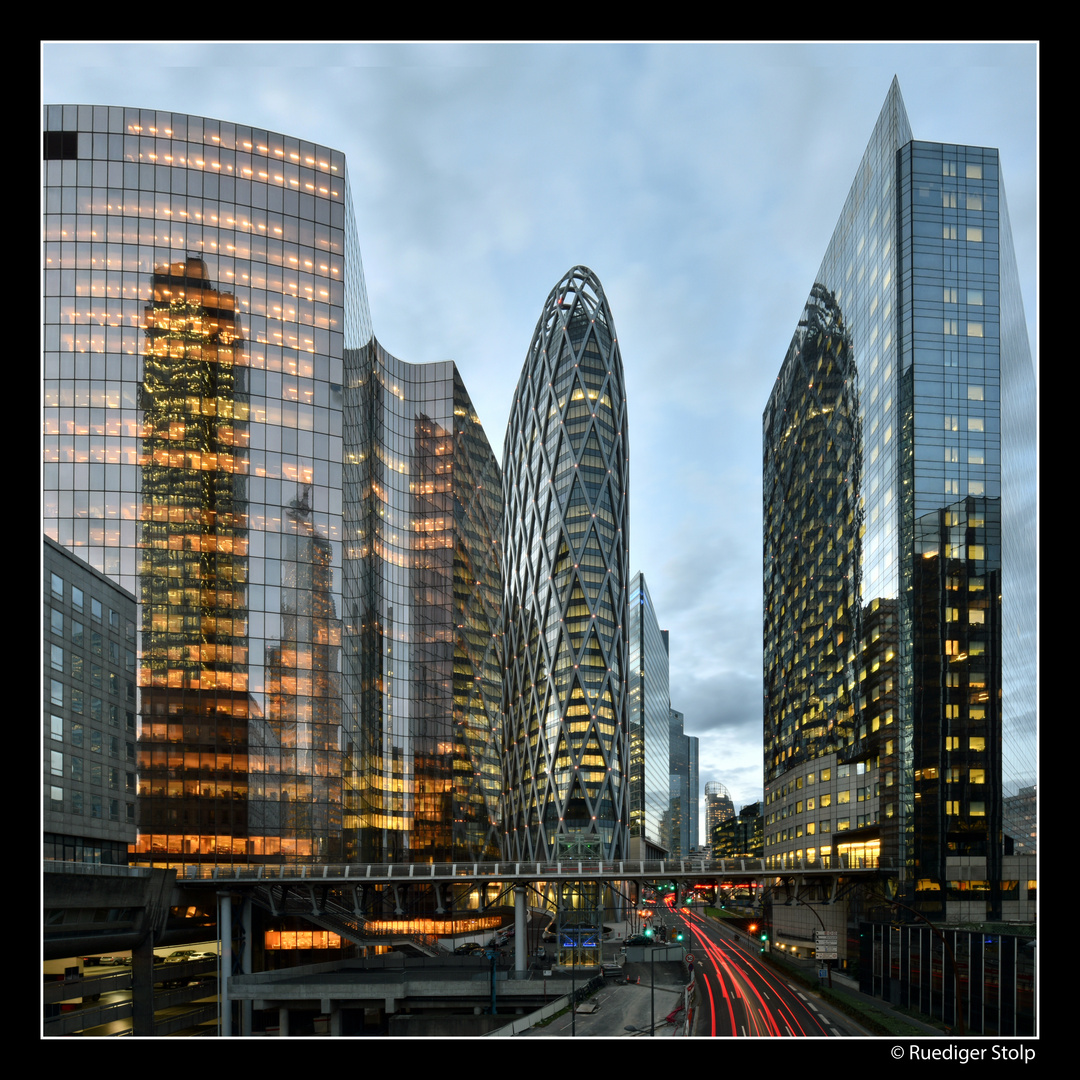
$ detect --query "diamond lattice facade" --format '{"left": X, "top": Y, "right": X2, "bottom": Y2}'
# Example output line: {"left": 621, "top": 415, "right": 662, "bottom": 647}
{"left": 501, "top": 267, "right": 629, "bottom": 861}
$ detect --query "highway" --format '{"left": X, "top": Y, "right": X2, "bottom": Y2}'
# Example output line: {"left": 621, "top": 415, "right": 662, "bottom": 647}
{"left": 664, "top": 903, "right": 861, "bottom": 1037}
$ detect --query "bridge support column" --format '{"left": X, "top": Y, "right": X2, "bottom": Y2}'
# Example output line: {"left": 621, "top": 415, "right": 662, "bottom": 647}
{"left": 514, "top": 885, "right": 527, "bottom": 973}
{"left": 218, "top": 891, "right": 232, "bottom": 1037}
{"left": 240, "top": 892, "right": 252, "bottom": 1035}
{"left": 278, "top": 1006, "right": 289, "bottom": 1036}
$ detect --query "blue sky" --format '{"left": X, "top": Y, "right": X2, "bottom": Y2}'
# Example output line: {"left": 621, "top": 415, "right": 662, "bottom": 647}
{"left": 43, "top": 42, "right": 1038, "bottom": 819}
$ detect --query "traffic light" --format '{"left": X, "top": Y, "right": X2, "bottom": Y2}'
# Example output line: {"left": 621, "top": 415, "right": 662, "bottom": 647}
{"left": 760, "top": 930, "right": 768, "bottom": 953}
{"left": 675, "top": 929, "right": 684, "bottom": 942}
{"left": 644, "top": 926, "right": 654, "bottom": 939}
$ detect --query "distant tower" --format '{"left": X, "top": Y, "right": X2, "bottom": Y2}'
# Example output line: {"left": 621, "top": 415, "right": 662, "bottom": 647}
{"left": 502, "top": 267, "right": 630, "bottom": 861}
{"left": 705, "top": 780, "right": 735, "bottom": 845}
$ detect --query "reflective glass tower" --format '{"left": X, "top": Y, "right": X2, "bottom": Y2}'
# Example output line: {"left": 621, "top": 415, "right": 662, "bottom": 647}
{"left": 628, "top": 572, "right": 669, "bottom": 856}
{"left": 43, "top": 105, "right": 502, "bottom": 870}
{"left": 762, "top": 80, "right": 1036, "bottom": 917}
{"left": 502, "top": 267, "right": 629, "bottom": 861}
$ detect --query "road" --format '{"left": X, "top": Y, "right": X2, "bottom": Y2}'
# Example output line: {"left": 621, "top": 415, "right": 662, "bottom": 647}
{"left": 666, "top": 905, "right": 860, "bottom": 1037}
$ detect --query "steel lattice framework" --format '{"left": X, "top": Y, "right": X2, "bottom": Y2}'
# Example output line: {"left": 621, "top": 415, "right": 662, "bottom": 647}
{"left": 501, "top": 267, "right": 629, "bottom": 861}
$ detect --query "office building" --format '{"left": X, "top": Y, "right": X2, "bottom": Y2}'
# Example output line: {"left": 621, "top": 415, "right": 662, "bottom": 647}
{"left": 665, "top": 708, "right": 698, "bottom": 857}
{"left": 704, "top": 780, "right": 735, "bottom": 843}
{"left": 43, "top": 105, "right": 502, "bottom": 870}
{"left": 713, "top": 802, "right": 763, "bottom": 861}
{"left": 761, "top": 79, "right": 1036, "bottom": 918}
{"left": 45, "top": 537, "right": 139, "bottom": 864}
{"left": 501, "top": 266, "right": 630, "bottom": 862}
{"left": 627, "top": 573, "right": 670, "bottom": 857}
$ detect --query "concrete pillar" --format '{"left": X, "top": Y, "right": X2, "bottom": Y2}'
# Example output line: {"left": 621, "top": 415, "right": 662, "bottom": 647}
{"left": 279, "top": 1006, "right": 289, "bottom": 1036}
{"left": 130, "top": 934, "right": 156, "bottom": 1036}
{"left": 240, "top": 893, "right": 253, "bottom": 1036}
{"left": 330, "top": 1005, "right": 341, "bottom": 1036}
{"left": 514, "top": 885, "right": 527, "bottom": 973}
{"left": 218, "top": 891, "right": 232, "bottom": 1037}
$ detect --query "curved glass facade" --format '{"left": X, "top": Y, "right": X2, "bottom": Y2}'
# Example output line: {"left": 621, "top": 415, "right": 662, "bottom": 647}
{"left": 349, "top": 343, "right": 504, "bottom": 863}
{"left": 43, "top": 105, "right": 501, "bottom": 869}
{"left": 502, "top": 267, "right": 629, "bottom": 861}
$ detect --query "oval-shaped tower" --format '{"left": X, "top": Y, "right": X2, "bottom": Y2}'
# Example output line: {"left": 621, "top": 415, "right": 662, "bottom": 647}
{"left": 502, "top": 267, "right": 629, "bottom": 861}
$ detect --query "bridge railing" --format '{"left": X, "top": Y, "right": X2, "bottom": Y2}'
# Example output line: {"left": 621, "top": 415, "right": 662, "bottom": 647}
{"left": 178, "top": 858, "right": 791, "bottom": 882}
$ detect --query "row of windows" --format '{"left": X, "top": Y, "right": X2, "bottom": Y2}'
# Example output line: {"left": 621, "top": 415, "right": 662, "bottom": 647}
{"left": 46, "top": 785, "right": 134, "bottom": 821}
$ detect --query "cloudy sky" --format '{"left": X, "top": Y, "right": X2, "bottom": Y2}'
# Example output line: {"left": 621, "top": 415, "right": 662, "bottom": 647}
{"left": 43, "top": 42, "right": 1038, "bottom": 820}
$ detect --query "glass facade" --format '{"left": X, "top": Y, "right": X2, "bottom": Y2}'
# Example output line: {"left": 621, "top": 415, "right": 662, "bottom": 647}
{"left": 501, "top": 267, "right": 630, "bottom": 861}
{"left": 627, "top": 573, "right": 669, "bottom": 853}
{"left": 664, "top": 708, "right": 698, "bottom": 856}
{"left": 43, "top": 105, "right": 502, "bottom": 869}
{"left": 761, "top": 80, "right": 1036, "bottom": 916}
{"left": 349, "top": 345, "right": 504, "bottom": 863}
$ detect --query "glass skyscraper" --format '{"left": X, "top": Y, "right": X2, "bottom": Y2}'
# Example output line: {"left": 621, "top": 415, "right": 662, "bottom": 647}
{"left": 628, "top": 572, "right": 669, "bottom": 856}
{"left": 501, "top": 266, "right": 630, "bottom": 861}
{"left": 762, "top": 80, "right": 1036, "bottom": 917}
{"left": 43, "top": 105, "right": 502, "bottom": 869}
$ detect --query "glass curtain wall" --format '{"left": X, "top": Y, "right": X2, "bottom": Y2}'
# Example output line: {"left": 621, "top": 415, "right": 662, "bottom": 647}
{"left": 44, "top": 105, "right": 368, "bottom": 868}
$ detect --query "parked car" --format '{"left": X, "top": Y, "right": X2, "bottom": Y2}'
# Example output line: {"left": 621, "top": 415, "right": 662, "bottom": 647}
{"left": 163, "top": 949, "right": 199, "bottom": 963}
{"left": 454, "top": 942, "right": 484, "bottom": 955}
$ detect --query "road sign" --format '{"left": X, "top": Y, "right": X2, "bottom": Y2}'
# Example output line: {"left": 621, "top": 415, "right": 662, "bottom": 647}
{"left": 685, "top": 953, "right": 695, "bottom": 966}
{"left": 814, "top": 931, "right": 838, "bottom": 960}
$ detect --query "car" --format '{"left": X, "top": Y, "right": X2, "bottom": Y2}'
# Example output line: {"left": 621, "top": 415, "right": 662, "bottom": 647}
{"left": 163, "top": 949, "right": 199, "bottom": 963}
{"left": 454, "top": 942, "right": 484, "bottom": 955}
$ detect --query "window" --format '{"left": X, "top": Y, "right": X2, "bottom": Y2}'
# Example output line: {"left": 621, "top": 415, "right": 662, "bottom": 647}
{"left": 91, "top": 598, "right": 102, "bottom": 622}
{"left": 72, "top": 587, "right": 83, "bottom": 610}
{"left": 966, "top": 322, "right": 984, "bottom": 337}
{"left": 51, "top": 644, "right": 64, "bottom": 671}
{"left": 50, "top": 750, "right": 63, "bottom": 776}
{"left": 965, "top": 163, "right": 983, "bottom": 179}
{"left": 966, "top": 226, "right": 983, "bottom": 243}
{"left": 51, "top": 573, "right": 64, "bottom": 598}
{"left": 51, "top": 609, "right": 63, "bottom": 635}
{"left": 50, "top": 715, "right": 63, "bottom": 741}
{"left": 50, "top": 680, "right": 63, "bottom": 707}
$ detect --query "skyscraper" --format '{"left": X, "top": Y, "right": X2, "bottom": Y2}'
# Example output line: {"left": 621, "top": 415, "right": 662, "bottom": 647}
{"left": 627, "top": 572, "right": 670, "bottom": 857}
{"left": 501, "top": 266, "right": 630, "bottom": 862}
{"left": 762, "top": 79, "right": 1036, "bottom": 917}
{"left": 704, "top": 780, "right": 735, "bottom": 847}
{"left": 43, "top": 105, "right": 502, "bottom": 869}
{"left": 665, "top": 707, "right": 698, "bottom": 857}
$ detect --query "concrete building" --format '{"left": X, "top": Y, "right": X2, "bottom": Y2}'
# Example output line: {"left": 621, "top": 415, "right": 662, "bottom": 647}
{"left": 45, "top": 537, "right": 138, "bottom": 864}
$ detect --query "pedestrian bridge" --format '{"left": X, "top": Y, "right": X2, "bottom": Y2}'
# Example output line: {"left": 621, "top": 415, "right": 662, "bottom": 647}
{"left": 180, "top": 854, "right": 885, "bottom": 887}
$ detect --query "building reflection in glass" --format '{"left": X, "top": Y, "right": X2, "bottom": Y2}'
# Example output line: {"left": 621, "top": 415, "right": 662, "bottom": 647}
{"left": 135, "top": 256, "right": 254, "bottom": 862}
